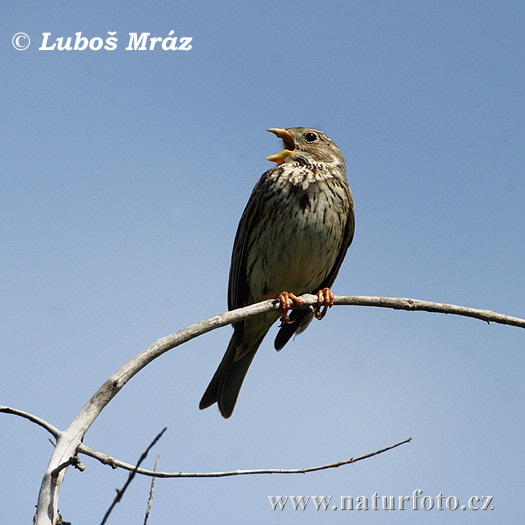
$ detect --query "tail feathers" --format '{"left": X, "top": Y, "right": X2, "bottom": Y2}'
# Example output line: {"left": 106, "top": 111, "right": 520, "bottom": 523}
{"left": 274, "top": 310, "right": 314, "bottom": 351}
{"left": 200, "top": 333, "right": 265, "bottom": 418}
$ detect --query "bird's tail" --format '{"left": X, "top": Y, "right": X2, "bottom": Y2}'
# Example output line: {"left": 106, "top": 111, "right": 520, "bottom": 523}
{"left": 199, "top": 331, "right": 266, "bottom": 418}
{"left": 274, "top": 309, "right": 314, "bottom": 351}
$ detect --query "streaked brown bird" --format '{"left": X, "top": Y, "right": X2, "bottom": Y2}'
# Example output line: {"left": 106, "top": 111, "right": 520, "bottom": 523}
{"left": 200, "top": 127, "right": 355, "bottom": 418}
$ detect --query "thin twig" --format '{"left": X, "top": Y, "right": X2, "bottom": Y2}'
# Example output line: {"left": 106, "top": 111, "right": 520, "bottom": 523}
{"left": 143, "top": 455, "right": 160, "bottom": 525}
{"left": 0, "top": 404, "right": 411, "bottom": 478}
{"left": 80, "top": 438, "right": 412, "bottom": 478}
{"left": 51, "top": 456, "right": 85, "bottom": 475}
{"left": 100, "top": 428, "right": 166, "bottom": 525}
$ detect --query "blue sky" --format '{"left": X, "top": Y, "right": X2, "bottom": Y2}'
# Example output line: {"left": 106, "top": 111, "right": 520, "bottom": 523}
{"left": 2, "top": 1, "right": 524, "bottom": 523}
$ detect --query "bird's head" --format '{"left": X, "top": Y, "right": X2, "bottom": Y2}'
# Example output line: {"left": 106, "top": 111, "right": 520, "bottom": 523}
{"left": 266, "top": 127, "right": 343, "bottom": 167}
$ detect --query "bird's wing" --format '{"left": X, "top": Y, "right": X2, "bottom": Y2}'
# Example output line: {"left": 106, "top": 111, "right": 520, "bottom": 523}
{"left": 318, "top": 182, "right": 355, "bottom": 290}
{"left": 228, "top": 170, "right": 272, "bottom": 312}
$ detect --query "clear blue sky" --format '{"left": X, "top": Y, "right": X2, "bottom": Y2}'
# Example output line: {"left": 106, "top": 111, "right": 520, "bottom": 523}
{"left": 2, "top": 2, "right": 524, "bottom": 523}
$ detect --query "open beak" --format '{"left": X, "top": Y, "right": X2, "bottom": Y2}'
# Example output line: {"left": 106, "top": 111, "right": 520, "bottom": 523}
{"left": 266, "top": 128, "right": 296, "bottom": 163}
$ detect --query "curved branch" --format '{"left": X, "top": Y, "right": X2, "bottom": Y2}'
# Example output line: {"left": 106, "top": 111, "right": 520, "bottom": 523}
{"left": 79, "top": 438, "right": 412, "bottom": 478}
{"left": 0, "top": 406, "right": 60, "bottom": 439}
{"left": 332, "top": 295, "right": 525, "bottom": 328}
{"left": 31, "top": 294, "right": 525, "bottom": 524}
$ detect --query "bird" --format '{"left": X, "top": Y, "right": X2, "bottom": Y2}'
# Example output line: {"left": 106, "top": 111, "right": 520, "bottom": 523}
{"left": 199, "top": 127, "right": 355, "bottom": 418}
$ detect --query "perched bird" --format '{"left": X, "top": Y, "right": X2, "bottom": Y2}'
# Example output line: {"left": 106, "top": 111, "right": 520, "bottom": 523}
{"left": 199, "top": 127, "right": 355, "bottom": 418}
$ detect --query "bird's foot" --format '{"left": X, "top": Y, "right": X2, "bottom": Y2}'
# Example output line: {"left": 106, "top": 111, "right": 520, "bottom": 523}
{"left": 277, "top": 292, "right": 302, "bottom": 324}
{"left": 314, "top": 288, "right": 334, "bottom": 320}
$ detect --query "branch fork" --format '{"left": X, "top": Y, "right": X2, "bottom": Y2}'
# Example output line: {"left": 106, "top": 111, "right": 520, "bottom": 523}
{"left": 1, "top": 294, "right": 523, "bottom": 524}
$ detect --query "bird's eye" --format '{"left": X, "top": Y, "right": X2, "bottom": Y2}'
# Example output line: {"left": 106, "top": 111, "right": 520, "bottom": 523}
{"left": 305, "top": 132, "right": 317, "bottom": 142}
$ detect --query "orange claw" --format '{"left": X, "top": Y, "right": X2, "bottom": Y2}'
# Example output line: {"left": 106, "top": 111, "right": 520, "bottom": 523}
{"left": 278, "top": 292, "right": 302, "bottom": 324}
{"left": 314, "top": 288, "right": 334, "bottom": 320}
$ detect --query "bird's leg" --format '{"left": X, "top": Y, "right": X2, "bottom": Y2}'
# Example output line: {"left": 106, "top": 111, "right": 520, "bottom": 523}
{"left": 314, "top": 288, "right": 334, "bottom": 320}
{"left": 263, "top": 292, "right": 302, "bottom": 324}
{"left": 278, "top": 292, "right": 302, "bottom": 324}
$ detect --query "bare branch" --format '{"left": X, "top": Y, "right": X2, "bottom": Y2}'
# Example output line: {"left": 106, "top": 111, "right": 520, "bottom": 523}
{"left": 100, "top": 428, "right": 166, "bottom": 525}
{"left": 331, "top": 295, "right": 525, "bottom": 329}
{"left": 143, "top": 455, "right": 160, "bottom": 525}
{"left": 81, "top": 438, "right": 411, "bottom": 478}
{"left": 0, "top": 406, "right": 60, "bottom": 439}
{"left": 29, "top": 295, "right": 524, "bottom": 524}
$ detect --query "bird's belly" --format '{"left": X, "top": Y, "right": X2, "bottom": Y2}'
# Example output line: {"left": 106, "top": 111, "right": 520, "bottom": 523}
{"left": 246, "top": 182, "right": 347, "bottom": 300}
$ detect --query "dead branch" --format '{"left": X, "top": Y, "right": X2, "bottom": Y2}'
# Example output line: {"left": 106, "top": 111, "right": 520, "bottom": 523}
{"left": 0, "top": 294, "right": 520, "bottom": 524}
{"left": 143, "top": 455, "right": 160, "bottom": 525}
{"left": 81, "top": 437, "right": 412, "bottom": 478}
{"left": 100, "top": 428, "right": 166, "bottom": 525}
